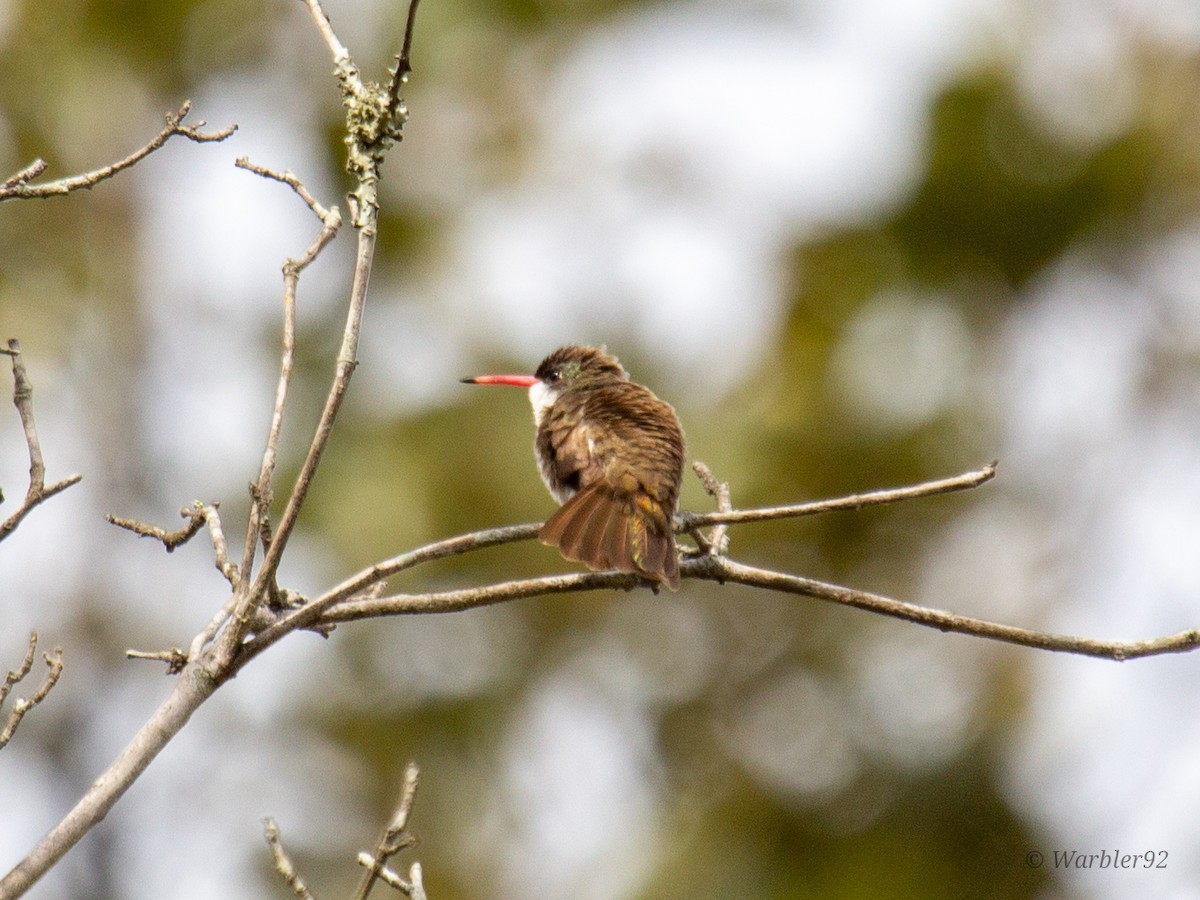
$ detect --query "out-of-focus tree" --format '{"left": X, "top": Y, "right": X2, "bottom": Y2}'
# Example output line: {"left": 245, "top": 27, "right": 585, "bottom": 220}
{"left": 4, "top": 0, "right": 1200, "bottom": 898}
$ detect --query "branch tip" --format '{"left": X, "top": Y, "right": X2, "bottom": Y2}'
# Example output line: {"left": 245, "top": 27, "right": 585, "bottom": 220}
{"left": 264, "top": 817, "right": 315, "bottom": 899}
{"left": 1, "top": 340, "right": 83, "bottom": 542}
{"left": 1, "top": 634, "right": 64, "bottom": 748}
{"left": 1, "top": 103, "right": 235, "bottom": 201}
{"left": 125, "top": 648, "right": 188, "bottom": 674}
{"left": 354, "top": 761, "right": 422, "bottom": 899}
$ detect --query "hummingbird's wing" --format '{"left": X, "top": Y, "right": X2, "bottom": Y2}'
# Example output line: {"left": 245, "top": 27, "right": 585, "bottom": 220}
{"left": 535, "top": 416, "right": 607, "bottom": 502}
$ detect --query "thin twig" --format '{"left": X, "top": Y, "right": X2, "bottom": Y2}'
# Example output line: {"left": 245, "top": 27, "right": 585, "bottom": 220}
{"left": 234, "top": 158, "right": 338, "bottom": 224}
{"left": 352, "top": 860, "right": 426, "bottom": 900}
{"left": 201, "top": 503, "right": 239, "bottom": 585}
{"left": 217, "top": 0, "right": 402, "bottom": 663}
{"left": 125, "top": 648, "right": 189, "bottom": 674}
{"left": 217, "top": 171, "right": 375, "bottom": 665}
{"left": 0, "top": 3, "right": 400, "bottom": 894}
{"left": 301, "top": 0, "right": 351, "bottom": 66}
{"left": 105, "top": 503, "right": 209, "bottom": 553}
{"left": 264, "top": 818, "right": 315, "bottom": 900}
{"left": 232, "top": 158, "right": 340, "bottom": 603}
{"left": 697, "top": 556, "right": 1200, "bottom": 661}
{"left": 409, "top": 862, "right": 427, "bottom": 900}
{"left": 2, "top": 159, "right": 47, "bottom": 191}
{"left": 690, "top": 461, "right": 731, "bottom": 555}
{"left": 1, "top": 632, "right": 38, "bottom": 710}
{"left": 1, "top": 636, "right": 64, "bottom": 749}
{"left": 0, "top": 101, "right": 236, "bottom": 201}
{"left": 678, "top": 461, "right": 997, "bottom": 529}
{"left": 108, "top": 503, "right": 237, "bottom": 611}
{"left": 387, "top": 0, "right": 422, "bottom": 109}
{"left": 355, "top": 761, "right": 420, "bottom": 899}
{"left": 0, "top": 340, "right": 83, "bottom": 542}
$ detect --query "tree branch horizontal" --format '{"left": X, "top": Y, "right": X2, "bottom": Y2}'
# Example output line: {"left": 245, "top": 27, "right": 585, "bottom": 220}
{"left": 678, "top": 461, "right": 996, "bottom": 529}
{"left": 305, "top": 550, "right": 1200, "bottom": 663}
{"left": 227, "top": 459, "right": 1199, "bottom": 667}
{"left": 0, "top": 101, "right": 236, "bottom": 201}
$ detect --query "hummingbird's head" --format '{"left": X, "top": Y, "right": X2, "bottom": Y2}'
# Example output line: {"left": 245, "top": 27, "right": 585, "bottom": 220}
{"left": 528, "top": 345, "right": 627, "bottom": 424}
{"left": 462, "top": 344, "right": 628, "bottom": 425}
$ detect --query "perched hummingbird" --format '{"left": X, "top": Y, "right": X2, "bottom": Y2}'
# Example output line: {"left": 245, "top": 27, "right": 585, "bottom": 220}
{"left": 463, "top": 345, "right": 686, "bottom": 590}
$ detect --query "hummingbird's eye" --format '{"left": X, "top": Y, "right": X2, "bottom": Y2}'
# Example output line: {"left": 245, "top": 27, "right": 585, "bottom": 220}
{"left": 547, "top": 369, "right": 561, "bottom": 383}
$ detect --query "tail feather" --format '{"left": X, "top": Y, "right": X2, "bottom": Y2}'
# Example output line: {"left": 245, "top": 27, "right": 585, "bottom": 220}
{"left": 578, "top": 500, "right": 619, "bottom": 571}
{"left": 635, "top": 519, "right": 667, "bottom": 576}
{"left": 540, "top": 482, "right": 679, "bottom": 591}
{"left": 601, "top": 501, "right": 631, "bottom": 570}
{"left": 553, "top": 486, "right": 605, "bottom": 558}
{"left": 661, "top": 538, "right": 680, "bottom": 590}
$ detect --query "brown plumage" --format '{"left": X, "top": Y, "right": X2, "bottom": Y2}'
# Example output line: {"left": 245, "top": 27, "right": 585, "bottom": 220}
{"left": 464, "top": 345, "right": 686, "bottom": 590}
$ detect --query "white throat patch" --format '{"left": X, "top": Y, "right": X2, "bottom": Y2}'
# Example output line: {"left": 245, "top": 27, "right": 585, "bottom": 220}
{"left": 528, "top": 380, "right": 556, "bottom": 427}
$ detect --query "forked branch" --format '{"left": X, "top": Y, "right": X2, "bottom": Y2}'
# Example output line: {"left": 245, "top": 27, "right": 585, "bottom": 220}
{"left": 0, "top": 340, "right": 83, "bottom": 542}
{"left": 354, "top": 761, "right": 422, "bottom": 899}
{"left": 0, "top": 0, "right": 414, "bottom": 894}
{"left": 229, "top": 459, "right": 1198, "bottom": 668}
{"left": 1, "top": 632, "right": 64, "bottom": 750}
{"left": 262, "top": 762, "right": 424, "bottom": 900}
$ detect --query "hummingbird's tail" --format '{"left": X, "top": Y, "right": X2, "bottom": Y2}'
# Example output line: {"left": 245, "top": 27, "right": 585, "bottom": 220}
{"left": 539, "top": 481, "right": 680, "bottom": 591}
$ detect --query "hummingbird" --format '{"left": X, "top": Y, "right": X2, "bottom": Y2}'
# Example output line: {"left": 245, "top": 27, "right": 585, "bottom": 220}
{"left": 463, "top": 345, "right": 686, "bottom": 591}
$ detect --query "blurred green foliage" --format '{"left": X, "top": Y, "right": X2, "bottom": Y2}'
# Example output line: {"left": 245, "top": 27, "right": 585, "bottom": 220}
{"left": 4, "top": 1, "right": 1198, "bottom": 897}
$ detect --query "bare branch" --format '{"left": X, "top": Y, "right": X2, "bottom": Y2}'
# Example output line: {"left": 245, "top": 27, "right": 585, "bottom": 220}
{"left": 241, "top": 465, "right": 1003, "bottom": 657}
{"left": 0, "top": 632, "right": 38, "bottom": 710}
{"left": 232, "top": 158, "right": 341, "bottom": 604}
{"left": 106, "top": 502, "right": 236, "bottom": 584}
{"left": 0, "top": 3, "right": 411, "bottom": 893}
{"left": 238, "top": 463, "right": 997, "bottom": 663}
{"left": 229, "top": 523, "right": 543, "bottom": 667}
{"left": 0, "top": 659, "right": 219, "bottom": 895}
{"left": 220, "top": 160, "right": 376, "bottom": 663}
{"left": 355, "top": 761, "right": 420, "bottom": 900}
{"left": 125, "top": 648, "right": 189, "bottom": 674}
{"left": 301, "top": 0, "right": 352, "bottom": 67}
{"left": 264, "top": 818, "right": 315, "bottom": 900}
{"left": 0, "top": 340, "right": 83, "bottom": 542}
{"left": 105, "top": 506, "right": 206, "bottom": 551}
{"left": 213, "top": 0, "right": 410, "bottom": 666}
{"left": 308, "top": 554, "right": 1200, "bottom": 663}
{"left": 234, "top": 158, "right": 339, "bottom": 226}
{"left": 201, "top": 504, "right": 239, "bottom": 585}
{"left": 387, "top": 0, "right": 422, "bottom": 111}
{"left": 697, "top": 556, "right": 1200, "bottom": 661}
{"left": 354, "top": 856, "right": 419, "bottom": 897}
{"left": 231, "top": 463, "right": 996, "bottom": 667}
{"left": 0, "top": 101, "right": 236, "bottom": 201}
{"left": 678, "top": 461, "right": 997, "bottom": 530}
{"left": 409, "top": 862, "right": 427, "bottom": 900}
{"left": 225, "top": 0, "right": 422, "bottom": 656}
{"left": 1, "top": 634, "right": 64, "bottom": 749}
{"left": 689, "top": 460, "right": 731, "bottom": 555}
{"left": 2, "top": 159, "right": 47, "bottom": 190}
